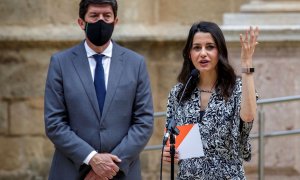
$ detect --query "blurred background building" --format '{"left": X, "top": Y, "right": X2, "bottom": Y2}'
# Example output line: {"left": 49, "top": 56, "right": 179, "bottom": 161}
{"left": 0, "top": 0, "right": 299, "bottom": 179}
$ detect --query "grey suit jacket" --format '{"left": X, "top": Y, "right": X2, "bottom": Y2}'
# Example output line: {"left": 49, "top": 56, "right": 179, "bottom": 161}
{"left": 44, "top": 41, "right": 154, "bottom": 180}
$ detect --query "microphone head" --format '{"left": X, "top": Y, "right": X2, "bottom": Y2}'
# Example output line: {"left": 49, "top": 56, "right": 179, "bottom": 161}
{"left": 190, "top": 69, "right": 199, "bottom": 78}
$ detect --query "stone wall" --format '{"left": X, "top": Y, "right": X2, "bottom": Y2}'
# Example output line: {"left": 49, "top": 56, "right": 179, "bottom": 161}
{"left": 1, "top": 0, "right": 300, "bottom": 179}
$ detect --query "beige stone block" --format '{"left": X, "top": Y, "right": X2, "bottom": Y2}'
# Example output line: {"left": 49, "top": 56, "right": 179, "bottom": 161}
{"left": 122, "top": 41, "right": 184, "bottom": 112}
{"left": 296, "top": 133, "right": 300, "bottom": 173}
{"left": 227, "top": 42, "right": 300, "bottom": 98}
{"left": 253, "top": 49, "right": 300, "bottom": 98}
{"left": 10, "top": 98, "right": 44, "bottom": 135}
{"left": 0, "top": 0, "right": 49, "bottom": 26}
{"left": 240, "top": 1, "right": 300, "bottom": 13}
{"left": 0, "top": 49, "right": 52, "bottom": 97}
{"left": 47, "top": 0, "right": 80, "bottom": 25}
{"left": 118, "top": 0, "right": 157, "bottom": 25}
{"left": 0, "top": 0, "right": 79, "bottom": 26}
{"left": 0, "top": 172, "right": 32, "bottom": 180}
{"left": 263, "top": 136, "right": 299, "bottom": 170}
{"left": 159, "top": 0, "right": 245, "bottom": 25}
{"left": 43, "top": 138, "right": 54, "bottom": 158}
{"left": 0, "top": 101, "right": 8, "bottom": 134}
{"left": 22, "top": 137, "right": 53, "bottom": 176}
{"left": 0, "top": 136, "right": 53, "bottom": 177}
{"left": 151, "top": 116, "right": 165, "bottom": 145}
{"left": 224, "top": 13, "right": 300, "bottom": 26}
{"left": 0, "top": 137, "right": 23, "bottom": 170}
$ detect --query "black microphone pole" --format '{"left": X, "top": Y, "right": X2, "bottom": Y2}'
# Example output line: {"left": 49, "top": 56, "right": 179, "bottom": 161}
{"left": 162, "top": 68, "right": 199, "bottom": 145}
{"left": 170, "top": 133, "right": 176, "bottom": 180}
{"left": 160, "top": 69, "right": 199, "bottom": 180}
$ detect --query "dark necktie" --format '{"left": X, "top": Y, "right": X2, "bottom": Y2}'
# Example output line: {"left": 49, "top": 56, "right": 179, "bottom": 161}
{"left": 93, "top": 54, "right": 106, "bottom": 114}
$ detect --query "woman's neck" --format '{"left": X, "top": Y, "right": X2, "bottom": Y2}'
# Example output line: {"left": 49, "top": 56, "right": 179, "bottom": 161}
{"left": 198, "top": 71, "right": 217, "bottom": 91}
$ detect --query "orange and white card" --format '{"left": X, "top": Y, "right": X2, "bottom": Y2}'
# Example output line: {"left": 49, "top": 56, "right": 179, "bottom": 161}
{"left": 168, "top": 124, "right": 205, "bottom": 159}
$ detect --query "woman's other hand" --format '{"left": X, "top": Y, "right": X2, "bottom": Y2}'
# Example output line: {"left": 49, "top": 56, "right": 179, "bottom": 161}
{"left": 163, "top": 146, "right": 179, "bottom": 164}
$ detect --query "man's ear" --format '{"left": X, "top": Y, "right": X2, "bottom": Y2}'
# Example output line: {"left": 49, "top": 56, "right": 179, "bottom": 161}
{"left": 114, "top": 17, "right": 119, "bottom": 25}
{"left": 78, "top": 18, "right": 86, "bottom": 30}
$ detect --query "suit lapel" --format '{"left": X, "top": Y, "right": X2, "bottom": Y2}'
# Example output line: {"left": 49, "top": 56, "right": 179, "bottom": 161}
{"left": 101, "top": 42, "right": 124, "bottom": 121}
{"left": 71, "top": 42, "right": 101, "bottom": 120}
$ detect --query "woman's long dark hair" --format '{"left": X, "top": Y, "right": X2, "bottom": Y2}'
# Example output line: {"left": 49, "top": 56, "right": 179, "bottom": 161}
{"left": 177, "top": 21, "right": 236, "bottom": 101}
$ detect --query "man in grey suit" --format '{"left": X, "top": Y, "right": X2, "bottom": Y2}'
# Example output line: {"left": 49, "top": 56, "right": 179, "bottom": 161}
{"left": 44, "top": 0, "right": 154, "bottom": 179}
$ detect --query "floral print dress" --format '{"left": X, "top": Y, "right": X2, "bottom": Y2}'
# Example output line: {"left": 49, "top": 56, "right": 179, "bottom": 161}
{"left": 166, "top": 79, "right": 254, "bottom": 180}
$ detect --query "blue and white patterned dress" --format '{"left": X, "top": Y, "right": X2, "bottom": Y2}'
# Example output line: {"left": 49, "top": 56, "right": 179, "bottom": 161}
{"left": 166, "top": 78, "right": 254, "bottom": 180}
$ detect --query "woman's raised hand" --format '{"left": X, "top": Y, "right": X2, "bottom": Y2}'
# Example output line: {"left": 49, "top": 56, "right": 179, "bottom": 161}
{"left": 239, "top": 26, "right": 259, "bottom": 67}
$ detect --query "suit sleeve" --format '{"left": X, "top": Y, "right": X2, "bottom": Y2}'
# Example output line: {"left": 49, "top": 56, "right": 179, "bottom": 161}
{"left": 110, "top": 58, "right": 154, "bottom": 175}
{"left": 44, "top": 55, "right": 95, "bottom": 168}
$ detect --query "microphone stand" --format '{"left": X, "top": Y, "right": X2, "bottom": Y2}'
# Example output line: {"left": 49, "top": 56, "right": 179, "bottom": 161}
{"left": 162, "top": 69, "right": 198, "bottom": 180}
{"left": 170, "top": 133, "right": 176, "bottom": 180}
{"left": 165, "top": 117, "right": 180, "bottom": 180}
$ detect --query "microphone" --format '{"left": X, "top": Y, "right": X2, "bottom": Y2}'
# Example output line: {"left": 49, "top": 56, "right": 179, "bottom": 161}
{"left": 162, "top": 69, "right": 199, "bottom": 145}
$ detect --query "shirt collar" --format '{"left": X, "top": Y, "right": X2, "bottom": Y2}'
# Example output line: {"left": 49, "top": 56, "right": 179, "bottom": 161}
{"left": 84, "top": 40, "right": 113, "bottom": 58}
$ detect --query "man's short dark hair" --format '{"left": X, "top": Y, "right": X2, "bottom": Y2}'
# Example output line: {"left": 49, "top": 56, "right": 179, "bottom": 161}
{"left": 79, "top": 0, "right": 118, "bottom": 20}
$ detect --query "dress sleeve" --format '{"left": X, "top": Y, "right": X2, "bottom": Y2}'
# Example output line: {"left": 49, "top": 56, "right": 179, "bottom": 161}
{"left": 234, "top": 79, "right": 257, "bottom": 162}
{"left": 238, "top": 118, "right": 253, "bottom": 161}
{"left": 165, "top": 84, "right": 181, "bottom": 126}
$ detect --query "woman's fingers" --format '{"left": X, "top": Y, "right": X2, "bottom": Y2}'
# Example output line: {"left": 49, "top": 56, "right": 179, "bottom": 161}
{"left": 163, "top": 156, "right": 179, "bottom": 164}
{"left": 163, "top": 146, "right": 179, "bottom": 164}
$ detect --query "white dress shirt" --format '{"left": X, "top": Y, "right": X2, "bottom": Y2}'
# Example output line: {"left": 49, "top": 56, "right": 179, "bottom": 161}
{"left": 85, "top": 40, "right": 112, "bottom": 88}
{"left": 83, "top": 40, "right": 113, "bottom": 165}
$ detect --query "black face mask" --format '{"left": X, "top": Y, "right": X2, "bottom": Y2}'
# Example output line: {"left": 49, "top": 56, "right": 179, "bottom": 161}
{"left": 85, "top": 20, "right": 114, "bottom": 46}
